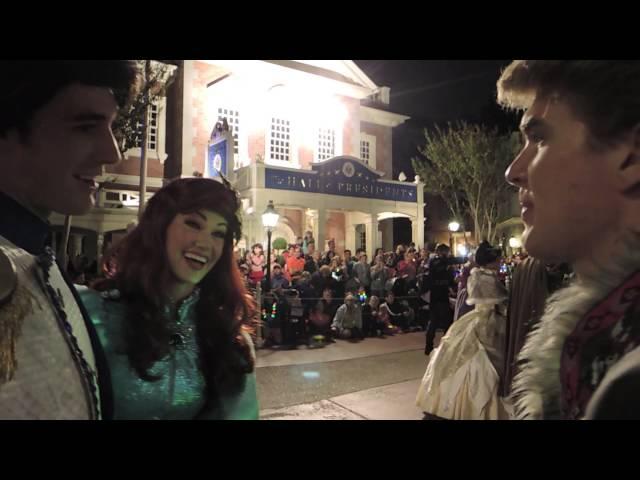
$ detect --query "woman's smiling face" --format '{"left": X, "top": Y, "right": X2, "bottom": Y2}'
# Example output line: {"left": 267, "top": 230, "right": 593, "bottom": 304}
{"left": 165, "top": 210, "right": 228, "bottom": 299}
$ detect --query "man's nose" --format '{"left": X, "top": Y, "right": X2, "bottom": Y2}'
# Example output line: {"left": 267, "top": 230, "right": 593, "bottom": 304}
{"left": 100, "top": 130, "right": 122, "bottom": 167}
{"left": 505, "top": 148, "right": 528, "bottom": 188}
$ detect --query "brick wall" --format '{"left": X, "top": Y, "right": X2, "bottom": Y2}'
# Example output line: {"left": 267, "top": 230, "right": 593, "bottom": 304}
{"left": 360, "top": 121, "right": 392, "bottom": 178}
{"left": 341, "top": 97, "right": 360, "bottom": 158}
{"left": 326, "top": 211, "right": 346, "bottom": 253}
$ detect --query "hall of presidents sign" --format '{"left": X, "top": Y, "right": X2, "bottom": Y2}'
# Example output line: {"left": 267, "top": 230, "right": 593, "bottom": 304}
{"left": 264, "top": 157, "right": 417, "bottom": 203}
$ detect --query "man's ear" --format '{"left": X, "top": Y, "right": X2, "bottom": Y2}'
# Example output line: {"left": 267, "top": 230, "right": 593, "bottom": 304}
{"left": 618, "top": 124, "right": 640, "bottom": 197}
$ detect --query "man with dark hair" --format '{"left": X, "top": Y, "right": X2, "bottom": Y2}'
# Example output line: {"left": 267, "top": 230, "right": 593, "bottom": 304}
{"left": 320, "top": 239, "right": 336, "bottom": 266}
{"left": 0, "top": 61, "right": 139, "bottom": 419}
{"left": 343, "top": 249, "right": 354, "bottom": 277}
{"left": 424, "top": 244, "right": 456, "bottom": 355}
{"left": 353, "top": 253, "right": 371, "bottom": 296}
{"left": 498, "top": 60, "right": 640, "bottom": 419}
{"left": 270, "top": 264, "right": 290, "bottom": 291}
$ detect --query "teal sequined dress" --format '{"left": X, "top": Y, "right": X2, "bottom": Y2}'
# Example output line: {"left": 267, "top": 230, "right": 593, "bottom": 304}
{"left": 78, "top": 287, "right": 259, "bottom": 420}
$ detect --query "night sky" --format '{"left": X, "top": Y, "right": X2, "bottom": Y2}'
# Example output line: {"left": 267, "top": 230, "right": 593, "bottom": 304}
{"left": 354, "top": 60, "right": 520, "bottom": 178}
{"left": 354, "top": 60, "right": 521, "bottom": 245}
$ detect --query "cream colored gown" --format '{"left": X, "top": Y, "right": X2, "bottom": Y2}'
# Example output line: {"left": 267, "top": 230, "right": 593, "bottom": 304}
{"left": 416, "top": 267, "right": 513, "bottom": 420}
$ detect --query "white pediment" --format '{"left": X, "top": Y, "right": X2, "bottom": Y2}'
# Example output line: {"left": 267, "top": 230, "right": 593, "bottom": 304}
{"left": 200, "top": 60, "right": 379, "bottom": 100}
{"left": 293, "top": 61, "right": 378, "bottom": 90}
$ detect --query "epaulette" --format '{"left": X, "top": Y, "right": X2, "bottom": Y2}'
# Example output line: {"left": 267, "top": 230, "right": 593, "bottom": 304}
{"left": 0, "top": 248, "right": 17, "bottom": 306}
{"left": 0, "top": 248, "right": 21, "bottom": 383}
{"left": 0, "top": 247, "right": 40, "bottom": 384}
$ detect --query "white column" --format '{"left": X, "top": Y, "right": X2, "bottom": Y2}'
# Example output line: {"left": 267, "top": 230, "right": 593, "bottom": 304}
{"left": 315, "top": 208, "right": 327, "bottom": 253}
{"left": 365, "top": 214, "right": 378, "bottom": 260}
{"left": 381, "top": 219, "right": 394, "bottom": 252}
{"left": 411, "top": 219, "right": 419, "bottom": 247}
{"left": 181, "top": 60, "right": 195, "bottom": 177}
{"left": 344, "top": 213, "right": 356, "bottom": 254}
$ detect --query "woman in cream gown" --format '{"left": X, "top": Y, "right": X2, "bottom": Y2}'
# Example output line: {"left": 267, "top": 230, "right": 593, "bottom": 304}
{"left": 416, "top": 242, "right": 512, "bottom": 420}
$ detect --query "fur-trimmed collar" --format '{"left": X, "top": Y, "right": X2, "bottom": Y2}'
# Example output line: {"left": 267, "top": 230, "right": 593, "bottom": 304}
{"left": 511, "top": 232, "right": 640, "bottom": 419}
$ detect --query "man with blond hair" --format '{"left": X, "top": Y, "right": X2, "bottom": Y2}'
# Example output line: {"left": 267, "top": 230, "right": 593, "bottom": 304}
{"left": 498, "top": 61, "right": 640, "bottom": 419}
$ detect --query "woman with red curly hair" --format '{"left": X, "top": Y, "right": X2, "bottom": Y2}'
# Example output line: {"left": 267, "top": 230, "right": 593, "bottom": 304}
{"left": 80, "top": 177, "right": 258, "bottom": 419}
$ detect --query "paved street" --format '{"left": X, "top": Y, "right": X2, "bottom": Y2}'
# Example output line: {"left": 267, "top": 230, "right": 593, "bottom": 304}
{"left": 255, "top": 331, "right": 433, "bottom": 420}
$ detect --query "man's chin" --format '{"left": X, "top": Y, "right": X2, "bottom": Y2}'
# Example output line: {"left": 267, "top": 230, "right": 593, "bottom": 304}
{"left": 523, "top": 228, "right": 566, "bottom": 263}
{"left": 522, "top": 228, "right": 545, "bottom": 259}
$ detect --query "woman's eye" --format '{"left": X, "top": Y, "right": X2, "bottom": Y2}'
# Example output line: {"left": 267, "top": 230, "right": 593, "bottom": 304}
{"left": 212, "top": 231, "right": 226, "bottom": 239}
{"left": 185, "top": 220, "right": 201, "bottom": 229}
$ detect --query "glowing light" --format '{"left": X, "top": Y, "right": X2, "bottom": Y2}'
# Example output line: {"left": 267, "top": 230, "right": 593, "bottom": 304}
{"left": 509, "top": 237, "right": 522, "bottom": 249}
{"left": 267, "top": 84, "right": 348, "bottom": 148}
{"left": 262, "top": 200, "right": 279, "bottom": 228}
{"left": 303, "top": 371, "right": 320, "bottom": 379}
{"left": 458, "top": 245, "right": 468, "bottom": 256}
{"left": 448, "top": 221, "right": 460, "bottom": 232}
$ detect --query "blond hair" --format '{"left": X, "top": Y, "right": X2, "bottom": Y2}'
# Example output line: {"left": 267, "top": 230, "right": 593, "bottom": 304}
{"left": 497, "top": 60, "right": 640, "bottom": 148}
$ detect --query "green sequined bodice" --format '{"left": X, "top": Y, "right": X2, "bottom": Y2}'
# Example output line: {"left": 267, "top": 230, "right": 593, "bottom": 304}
{"left": 79, "top": 288, "right": 258, "bottom": 420}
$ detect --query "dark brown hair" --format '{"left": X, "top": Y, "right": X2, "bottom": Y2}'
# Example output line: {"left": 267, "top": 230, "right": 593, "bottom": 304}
{"left": 0, "top": 60, "right": 139, "bottom": 137}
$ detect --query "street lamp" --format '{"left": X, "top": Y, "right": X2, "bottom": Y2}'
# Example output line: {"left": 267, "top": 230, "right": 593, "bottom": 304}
{"left": 509, "top": 236, "right": 522, "bottom": 255}
{"left": 448, "top": 221, "right": 460, "bottom": 254}
{"left": 262, "top": 200, "right": 279, "bottom": 293}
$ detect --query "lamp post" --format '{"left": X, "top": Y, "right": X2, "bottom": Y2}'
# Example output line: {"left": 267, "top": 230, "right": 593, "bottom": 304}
{"left": 262, "top": 200, "right": 279, "bottom": 293}
{"left": 448, "top": 221, "right": 460, "bottom": 255}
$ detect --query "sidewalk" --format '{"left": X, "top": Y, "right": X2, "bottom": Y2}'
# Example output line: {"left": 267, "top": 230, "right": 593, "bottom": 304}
{"left": 256, "top": 330, "right": 426, "bottom": 368}
{"left": 260, "top": 378, "right": 424, "bottom": 420}
{"left": 256, "top": 331, "right": 430, "bottom": 420}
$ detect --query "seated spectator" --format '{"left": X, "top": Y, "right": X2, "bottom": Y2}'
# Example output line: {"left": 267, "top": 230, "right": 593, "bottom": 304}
{"left": 362, "top": 295, "right": 386, "bottom": 337}
{"left": 295, "top": 271, "right": 316, "bottom": 321}
{"left": 331, "top": 294, "right": 364, "bottom": 340}
{"left": 309, "top": 288, "right": 339, "bottom": 343}
{"left": 380, "top": 291, "right": 411, "bottom": 333}
{"left": 311, "top": 265, "right": 336, "bottom": 299}
{"left": 261, "top": 290, "right": 291, "bottom": 347}
{"left": 270, "top": 264, "right": 290, "bottom": 291}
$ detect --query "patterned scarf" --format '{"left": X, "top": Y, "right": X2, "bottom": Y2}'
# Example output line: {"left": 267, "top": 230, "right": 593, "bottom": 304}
{"left": 560, "top": 270, "right": 640, "bottom": 419}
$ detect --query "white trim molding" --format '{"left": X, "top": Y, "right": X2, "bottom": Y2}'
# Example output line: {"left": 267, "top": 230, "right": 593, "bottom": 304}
{"left": 359, "top": 105, "right": 410, "bottom": 128}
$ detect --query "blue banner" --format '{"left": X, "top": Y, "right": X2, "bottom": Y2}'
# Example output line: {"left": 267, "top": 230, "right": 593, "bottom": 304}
{"left": 207, "top": 139, "right": 228, "bottom": 178}
{"left": 264, "top": 157, "right": 417, "bottom": 203}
